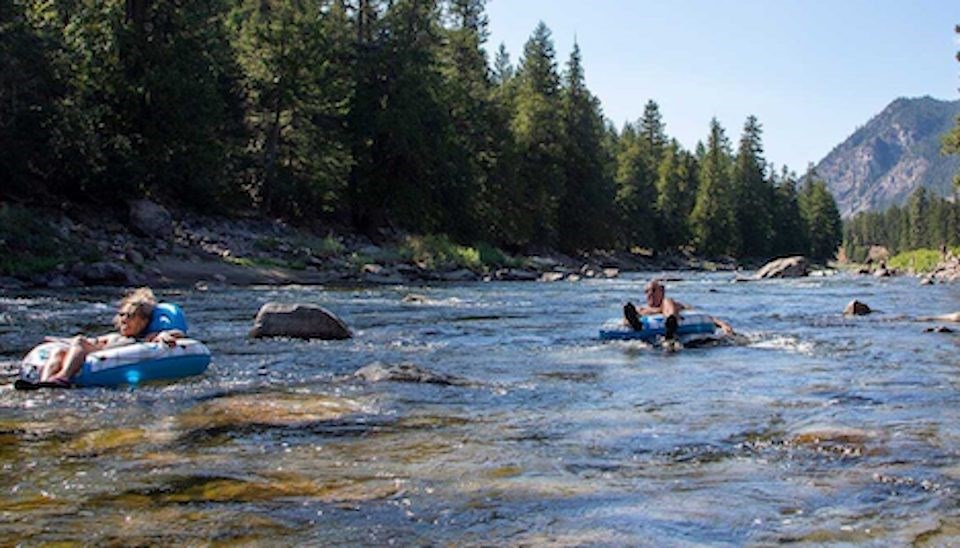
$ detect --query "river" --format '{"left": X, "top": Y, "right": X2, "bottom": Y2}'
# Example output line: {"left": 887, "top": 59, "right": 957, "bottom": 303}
{"left": 1, "top": 273, "right": 959, "bottom": 544}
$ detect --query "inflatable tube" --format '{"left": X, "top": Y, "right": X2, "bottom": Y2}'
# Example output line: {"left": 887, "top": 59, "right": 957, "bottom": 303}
{"left": 599, "top": 312, "right": 716, "bottom": 342}
{"left": 19, "top": 339, "right": 210, "bottom": 388}
{"left": 146, "top": 303, "right": 188, "bottom": 334}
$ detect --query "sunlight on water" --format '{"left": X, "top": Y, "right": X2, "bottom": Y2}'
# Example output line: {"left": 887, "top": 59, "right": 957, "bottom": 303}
{"left": 0, "top": 273, "right": 959, "bottom": 544}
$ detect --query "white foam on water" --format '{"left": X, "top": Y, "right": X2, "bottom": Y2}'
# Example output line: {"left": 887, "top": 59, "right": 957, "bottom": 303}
{"left": 749, "top": 335, "right": 815, "bottom": 355}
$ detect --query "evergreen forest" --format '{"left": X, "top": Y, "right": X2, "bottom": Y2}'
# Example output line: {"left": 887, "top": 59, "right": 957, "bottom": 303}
{"left": 843, "top": 187, "right": 960, "bottom": 262}
{"left": 3, "top": 0, "right": 846, "bottom": 260}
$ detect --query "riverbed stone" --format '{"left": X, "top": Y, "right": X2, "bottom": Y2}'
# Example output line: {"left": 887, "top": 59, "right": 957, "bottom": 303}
{"left": 438, "top": 268, "right": 478, "bottom": 282}
{"left": 539, "top": 272, "right": 565, "bottom": 283}
{"left": 129, "top": 199, "right": 174, "bottom": 238}
{"left": 494, "top": 268, "right": 539, "bottom": 281}
{"left": 70, "top": 262, "right": 132, "bottom": 285}
{"left": 250, "top": 302, "right": 352, "bottom": 339}
{"left": 918, "top": 312, "right": 960, "bottom": 323}
{"left": 354, "top": 361, "right": 472, "bottom": 386}
{"left": 843, "top": 300, "right": 872, "bottom": 316}
{"left": 755, "top": 256, "right": 809, "bottom": 279}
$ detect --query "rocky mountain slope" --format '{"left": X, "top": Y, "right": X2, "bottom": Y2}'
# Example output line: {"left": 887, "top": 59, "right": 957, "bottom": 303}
{"left": 815, "top": 96, "right": 960, "bottom": 217}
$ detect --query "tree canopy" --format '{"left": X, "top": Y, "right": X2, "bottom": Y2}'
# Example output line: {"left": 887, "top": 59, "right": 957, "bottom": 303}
{"left": 2, "top": 0, "right": 845, "bottom": 262}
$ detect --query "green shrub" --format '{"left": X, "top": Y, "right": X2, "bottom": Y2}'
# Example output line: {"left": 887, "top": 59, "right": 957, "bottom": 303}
{"left": 476, "top": 241, "right": 522, "bottom": 269}
{"left": 290, "top": 234, "right": 344, "bottom": 258}
{"left": 399, "top": 234, "right": 481, "bottom": 270}
{"left": 888, "top": 248, "right": 944, "bottom": 273}
{"left": 253, "top": 236, "right": 282, "bottom": 252}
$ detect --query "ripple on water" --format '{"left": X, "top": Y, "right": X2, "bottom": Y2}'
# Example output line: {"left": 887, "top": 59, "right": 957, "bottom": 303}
{"left": 1, "top": 277, "right": 959, "bottom": 543}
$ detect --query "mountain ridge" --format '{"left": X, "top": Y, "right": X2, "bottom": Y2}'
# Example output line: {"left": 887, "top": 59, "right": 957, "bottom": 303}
{"left": 814, "top": 95, "right": 960, "bottom": 217}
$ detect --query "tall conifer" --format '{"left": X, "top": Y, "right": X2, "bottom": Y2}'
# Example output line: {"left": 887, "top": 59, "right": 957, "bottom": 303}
{"left": 690, "top": 118, "right": 738, "bottom": 256}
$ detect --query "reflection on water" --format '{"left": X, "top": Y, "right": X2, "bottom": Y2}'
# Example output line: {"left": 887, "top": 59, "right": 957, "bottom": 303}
{"left": 1, "top": 274, "right": 959, "bottom": 544}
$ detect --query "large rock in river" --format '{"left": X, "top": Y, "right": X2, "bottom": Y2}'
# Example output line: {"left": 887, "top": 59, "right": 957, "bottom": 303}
{"left": 250, "top": 302, "right": 352, "bottom": 339}
{"left": 755, "top": 256, "right": 809, "bottom": 279}
{"left": 128, "top": 199, "right": 174, "bottom": 238}
{"left": 843, "top": 300, "right": 872, "bottom": 316}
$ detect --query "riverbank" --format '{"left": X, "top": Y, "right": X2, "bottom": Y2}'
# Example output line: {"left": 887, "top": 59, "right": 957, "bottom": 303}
{"left": 0, "top": 201, "right": 741, "bottom": 290}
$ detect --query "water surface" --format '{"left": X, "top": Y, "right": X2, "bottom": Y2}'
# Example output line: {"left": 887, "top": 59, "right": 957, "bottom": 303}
{"left": 1, "top": 273, "right": 958, "bottom": 544}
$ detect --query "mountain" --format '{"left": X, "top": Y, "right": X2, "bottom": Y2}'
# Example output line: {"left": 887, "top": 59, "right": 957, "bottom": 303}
{"left": 814, "top": 96, "right": 960, "bottom": 217}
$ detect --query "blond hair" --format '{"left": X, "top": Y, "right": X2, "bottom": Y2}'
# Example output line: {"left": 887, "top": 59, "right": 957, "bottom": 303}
{"left": 113, "top": 287, "right": 157, "bottom": 330}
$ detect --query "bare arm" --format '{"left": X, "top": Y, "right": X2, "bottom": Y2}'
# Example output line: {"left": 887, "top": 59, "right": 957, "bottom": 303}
{"left": 712, "top": 317, "right": 734, "bottom": 335}
{"left": 147, "top": 329, "right": 185, "bottom": 346}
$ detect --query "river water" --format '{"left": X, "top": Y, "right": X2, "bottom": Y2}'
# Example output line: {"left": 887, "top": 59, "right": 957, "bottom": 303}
{"left": 1, "top": 273, "right": 959, "bottom": 545}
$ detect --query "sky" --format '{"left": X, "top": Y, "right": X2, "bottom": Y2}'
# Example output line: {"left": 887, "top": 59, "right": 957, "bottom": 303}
{"left": 485, "top": 0, "right": 960, "bottom": 174}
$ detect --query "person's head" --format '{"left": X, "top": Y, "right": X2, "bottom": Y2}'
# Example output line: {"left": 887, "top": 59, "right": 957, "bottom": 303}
{"left": 114, "top": 287, "right": 156, "bottom": 337}
{"left": 644, "top": 279, "right": 665, "bottom": 307}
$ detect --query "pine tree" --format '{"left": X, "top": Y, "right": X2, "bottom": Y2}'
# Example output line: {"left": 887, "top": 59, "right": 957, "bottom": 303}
{"left": 654, "top": 140, "right": 689, "bottom": 249}
{"left": 690, "top": 118, "right": 738, "bottom": 256}
{"left": 639, "top": 100, "right": 667, "bottom": 167}
{"left": 558, "top": 41, "right": 615, "bottom": 252}
{"left": 799, "top": 168, "right": 842, "bottom": 261}
{"left": 732, "top": 115, "right": 773, "bottom": 258}
{"left": 492, "top": 42, "right": 513, "bottom": 85}
{"left": 233, "top": 0, "right": 353, "bottom": 218}
{"left": 615, "top": 124, "right": 658, "bottom": 249}
{"left": 943, "top": 24, "right": 960, "bottom": 189}
{"left": 510, "top": 21, "right": 565, "bottom": 247}
{"left": 906, "top": 186, "right": 930, "bottom": 249}
{"left": 770, "top": 167, "right": 808, "bottom": 256}
{"left": 46, "top": 0, "right": 246, "bottom": 206}
{"left": 439, "top": 0, "right": 496, "bottom": 239}
{"left": 0, "top": 0, "right": 63, "bottom": 200}
{"left": 349, "top": 0, "right": 460, "bottom": 234}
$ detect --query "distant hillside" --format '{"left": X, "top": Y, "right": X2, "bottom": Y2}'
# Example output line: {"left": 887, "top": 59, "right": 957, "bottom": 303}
{"left": 814, "top": 96, "right": 960, "bottom": 217}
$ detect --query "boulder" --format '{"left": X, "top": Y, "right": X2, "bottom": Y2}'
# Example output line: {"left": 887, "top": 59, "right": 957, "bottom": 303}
{"left": 354, "top": 362, "right": 470, "bottom": 386}
{"left": 539, "top": 272, "right": 565, "bottom": 283}
{"left": 250, "top": 303, "right": 352, "bottom": 339}
{"left": 128, "top": 199, "right": 174, "bottom": 238}
{"left": 755, "top": 256, "right": 809, "bottom": 279}
{"left": 69, "top": 262, "right": 131, "bottom": 285}
{"left": 843, "top": 300, "right": 872, "bottom": 316}
{"left": 494, "top": 268, "right": 539, "bottom": 281}
{"left": 437, "top": 268, "right": 478, "bottom": 282}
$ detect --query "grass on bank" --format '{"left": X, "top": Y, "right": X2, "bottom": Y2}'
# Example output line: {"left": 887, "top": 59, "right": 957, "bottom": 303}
{"left": 888, "top": 246, "right": 960, "bottom": 273}
{"left": 395, "top": 235, "right": 522, "bottom": 271}
{"left": 347, "top": 234, "right": 522, "bottom": 272}
{"left": 0, "top": 204, "right": 90, "bottom": 277}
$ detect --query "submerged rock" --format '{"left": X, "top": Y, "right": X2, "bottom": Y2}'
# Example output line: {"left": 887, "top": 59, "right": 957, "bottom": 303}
{"left": 755, "top": 256, "right": 809, "bottom": 279}
{"left": 843, "top": 300, "right": 872, "bottom": 316}
{"left": 178, "top": 392, "right": 362, "bottom": 431}
{"left": 250, "top": 302, "right": 352, "bottom": 339}
{"left": 918, "top": 312, "right": 960, "bottom": 323}
{"left": 354, "top": 361, "right": 472, "bottom": 386}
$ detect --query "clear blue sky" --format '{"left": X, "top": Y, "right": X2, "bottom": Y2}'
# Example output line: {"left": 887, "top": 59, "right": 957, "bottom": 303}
{"left": 486, "top": 0, "right": 960, "bottom": 174}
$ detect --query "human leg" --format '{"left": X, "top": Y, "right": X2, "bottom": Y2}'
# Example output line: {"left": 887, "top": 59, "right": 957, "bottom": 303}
{"left": 623, "top": 302, "right": 643, "bottom": 330}
{"left": 48, "top": 342, "right": 88, "bottom": 382}
{"left": 39, "top": 347, "right": 67, "bottom": 381}
{"left": 662, "top": 298, "right": 680, "bottom": 340}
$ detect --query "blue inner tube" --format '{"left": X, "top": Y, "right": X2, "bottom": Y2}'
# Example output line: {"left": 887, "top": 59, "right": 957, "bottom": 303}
{"left": 20, "top": 339, "right": 211, "bottom": 388}
{"left": 146, "top": 303, "right": 188, "bottom": 334}
{"left": 599, "top": 312, "right": 716, "bottom": 342}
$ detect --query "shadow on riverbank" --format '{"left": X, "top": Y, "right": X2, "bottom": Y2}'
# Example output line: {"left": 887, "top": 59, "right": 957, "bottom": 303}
{"left": 0, "top": 202, "right": 744, "bottom": 290}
